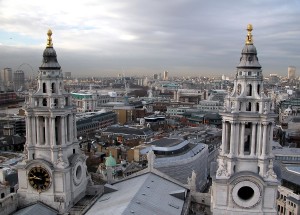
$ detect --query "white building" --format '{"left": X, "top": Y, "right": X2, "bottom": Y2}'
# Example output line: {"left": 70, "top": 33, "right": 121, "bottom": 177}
{"left": 211, "top": 24, "right": 279, "bottom": 214}
{"left": 197, "top": 100, "right": 223, "bottom": 113}
{"left": 16, "top": 30, "right": 89, "bottom": 214}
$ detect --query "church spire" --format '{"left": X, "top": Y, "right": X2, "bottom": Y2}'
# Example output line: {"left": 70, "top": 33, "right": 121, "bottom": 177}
{"left": 46, "top": 29, "right": 53, "bottom": 48}
{"left": 245, "top": 24, "right": 253, "bottom": 45}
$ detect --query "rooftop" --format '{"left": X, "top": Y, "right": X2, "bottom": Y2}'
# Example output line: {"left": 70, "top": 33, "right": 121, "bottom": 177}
{"left": 85, "top": 172, "right": 187, "bottom": 215}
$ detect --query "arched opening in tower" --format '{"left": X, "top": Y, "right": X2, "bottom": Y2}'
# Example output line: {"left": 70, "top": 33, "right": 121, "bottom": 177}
{"left": 43, "top": 82, "right": 47, "bottom": 93}
{"left": 247, "top": 84, "right": 252, "bottom": 96}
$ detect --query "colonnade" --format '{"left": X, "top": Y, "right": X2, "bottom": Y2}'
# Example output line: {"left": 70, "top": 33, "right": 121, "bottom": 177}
{"left": 26, "top": 113, "right": 77, "bottom": 147}
{"left": 221, "top": 120, "right": 273, "bottom": 158}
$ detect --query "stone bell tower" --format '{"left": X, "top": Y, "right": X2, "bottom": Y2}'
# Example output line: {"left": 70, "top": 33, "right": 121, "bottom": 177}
{"left": 211, "top": 24, "right": 278, "bottom": 214}
{"left": 17, "top": 30, "right": 89, "bottom": 213}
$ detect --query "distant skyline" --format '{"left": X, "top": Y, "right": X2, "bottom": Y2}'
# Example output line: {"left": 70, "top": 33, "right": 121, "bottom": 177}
{"left": 0, "top": 0, "right": 299, "bottom": 77}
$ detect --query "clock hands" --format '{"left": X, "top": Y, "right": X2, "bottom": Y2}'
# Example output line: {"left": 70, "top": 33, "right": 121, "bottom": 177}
{"left": 29, "top": 174, "right": 42, "bottom": 180}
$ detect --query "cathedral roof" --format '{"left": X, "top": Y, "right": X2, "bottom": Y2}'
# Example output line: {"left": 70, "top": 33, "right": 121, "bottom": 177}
{"left": 85, "top": 172, "right": 187, "bottom": 215}
{"left": 39, "top": 29, "right": 61, "bottom": 70}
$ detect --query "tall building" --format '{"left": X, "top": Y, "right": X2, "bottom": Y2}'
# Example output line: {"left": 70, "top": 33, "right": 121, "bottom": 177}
{"left": 163, "top": 70, "right": 168, "bottom": 80}
{"left": 288, "top": 66, "right": 296, "bottom": 79}
{"left": 0, "top": 68, "right": 13, "bottom": 90}
{"left": 211, "top": 25, "right": 278, "bottom": 214}
{"left": 64, "top": 71, "right": 72, "bottom": 79}
{"left": 13, "top": 70, "right": 25, "bottom": 92}
{"left": 16, "top": 30, "right": 89, "bottom": 213}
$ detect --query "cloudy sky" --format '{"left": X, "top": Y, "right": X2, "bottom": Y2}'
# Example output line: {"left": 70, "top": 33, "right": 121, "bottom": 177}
{"left": 0, "top": 0, "right": 299, "bottom": 77}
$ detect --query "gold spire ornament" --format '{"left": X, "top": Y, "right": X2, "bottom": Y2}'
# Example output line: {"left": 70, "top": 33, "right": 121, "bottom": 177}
{"left": 245, "top": 24, "right": 253, "bottom": 45}
{"left": 46, "top": 29, "right": 53, "bottom": 47}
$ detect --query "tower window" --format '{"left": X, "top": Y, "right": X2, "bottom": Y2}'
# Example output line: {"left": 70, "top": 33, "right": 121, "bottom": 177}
{"left": 42, "top": 98, "right": 47, "bottom": 106}
{"left": 247, "top": 84, "right": 252, "bottom": 96}
{"left": 256, "top": 102, "right": 259, "bottom": 112}
{"left": 257, "top": 84, "right": 260, "bottom": 95}
{"left": 246, "top": 102, "right": 252, "bottom": 111}
{"left": 43, "top": 83, "right": 46, "bottom": 93}
{"left": 54, "top": 99, "right": 58, "bottom": 107}
{"left": 238, "top": 186, "right": 254, "bottom": 200}
{"left": 52, "top": 83, "right": 56, "bottom": 93}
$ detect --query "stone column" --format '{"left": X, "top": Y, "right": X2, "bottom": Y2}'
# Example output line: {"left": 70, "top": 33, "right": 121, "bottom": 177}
{"left": 256, "top": 123, "right": 262, "bottom": 156}
{"left": 32, "top": 116, "right": 36, "bottom": 145}
{"left": 73, "top": 113, "right": 77, "bottom": 139}
{"left": 240, "top": 122, "right": 245, "bottom": 156}
{"left": 61, "top": 116, "right": 65, "bottom": 145}
{"left": 45, "top": 117, "right": 49, "bottom": 145}
{"left": 229, "top": 122, "right": 235, "bottom": 156}
{"left": 261, "top": 123, "right": 268, "bottom": 157}
{"left": 68, "top": 114, "right": 72, "bottom": 142}
{"left": 51, "top": 117, "right": 56, "bottom": 146}
{"left": 268, "top": 122, "right": 274, "bottom": 155}
{"left": 250, "top": 122, "right": 257, "bottom": 156}
{"left": 221, "top": 120, "right": 226, "bottom": 155}
{"left": 36, "top": 116, "right": 40, "bottom": 145}
{"left": 27, "top": 116, "right": 32, "bottom": 145}
{"left": 234, "top": 122, "right": 240, "bottom": 156}
{"left": 225, "top": 122, "right": 229, "bottom": 153}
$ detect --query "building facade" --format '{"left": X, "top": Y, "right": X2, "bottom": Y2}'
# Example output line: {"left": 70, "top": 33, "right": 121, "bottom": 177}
{"left": 211, "top": 25, "right": 278, "bottom": 214}
{"left": 13, "top": 70, "right": 25, "bottom": 92}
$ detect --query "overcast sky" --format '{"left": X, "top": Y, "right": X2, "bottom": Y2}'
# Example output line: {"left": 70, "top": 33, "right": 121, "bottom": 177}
{"left": 0, "top": 0, "right": 299, "bottom": 78}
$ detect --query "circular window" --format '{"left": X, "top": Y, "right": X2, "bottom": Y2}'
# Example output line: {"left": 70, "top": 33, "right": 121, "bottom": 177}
{"left": 237, "top": 186, "right": 254, "bottom": 200}
{"left": 232, "top": 180, "right": 262, "bottom": 208}
{"left": 76, "top": 165, "right": 82, "bottom": 179}
{"left": 73, "top": 161, "right": 84, "bottom": 186}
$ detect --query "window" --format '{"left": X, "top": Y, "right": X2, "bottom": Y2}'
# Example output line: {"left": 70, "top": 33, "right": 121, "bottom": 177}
{"left": 246, "top": 102, "right": 252, "bottom": 111}
{"left": 247, "top": 84, "right": 252, "bottom": 96}
{"left": 51, "top": 83, "right": 56, "bottom": 93}
{"left": 43, "top": 98, "right": 47, "bottom": 106}
{"left": 43, "top": 83, "right": 46, "bottom": 93}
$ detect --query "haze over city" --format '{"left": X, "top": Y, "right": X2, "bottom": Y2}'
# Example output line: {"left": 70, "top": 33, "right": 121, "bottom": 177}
{"left": 0, "top": 0, "right": 299, "bottom": 77}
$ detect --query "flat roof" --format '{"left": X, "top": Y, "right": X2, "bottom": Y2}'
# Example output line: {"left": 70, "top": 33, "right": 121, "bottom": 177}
{"left": 85, "top": 173, "right": 186, "bottom": 215}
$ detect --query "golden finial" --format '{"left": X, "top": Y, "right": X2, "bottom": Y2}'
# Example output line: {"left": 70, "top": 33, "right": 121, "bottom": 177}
{"left": 46, "top": 29, "right": 53, "bottom": 48}
{"left": 245, "top": 24, "right": 253, "bottom": 45}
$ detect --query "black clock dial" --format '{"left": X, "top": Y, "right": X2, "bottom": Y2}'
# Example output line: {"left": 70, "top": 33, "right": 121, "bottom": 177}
{"left": 28, "top": 166, "right": 51, "bottom": 192}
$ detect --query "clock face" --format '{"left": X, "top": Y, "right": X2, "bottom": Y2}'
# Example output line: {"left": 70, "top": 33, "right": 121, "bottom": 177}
{"left": 28, "top": 166, "right": 51, "bottom": 192}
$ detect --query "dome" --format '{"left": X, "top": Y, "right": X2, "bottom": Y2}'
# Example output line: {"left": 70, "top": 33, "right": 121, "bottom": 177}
{"left": 241, "top": 44, "right": 257, "bottom": 54}
{"left": 39, "top": 30, "right": 61, "bottom": 70}
{"left": 105, "top": 152, "right": 116, "bottom": 167}
{"left": 236, "top": 25, "right": 261, "bottom": 69}
{"left": 284, "top": 106, "right": 293, "bottom": 115}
